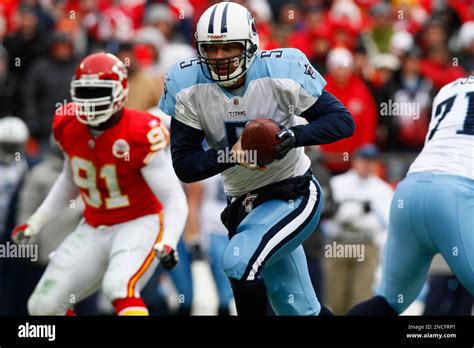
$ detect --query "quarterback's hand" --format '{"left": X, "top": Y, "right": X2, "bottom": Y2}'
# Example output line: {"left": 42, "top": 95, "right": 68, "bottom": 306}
{"left": 274, "top": 127, "right": 296, "bottom": 160}
{"left": 231, "top": 137, "right": 266, "bottom": 170}
{"left": 154, "top": 242, "right": 179, "bottom": 271}
{"left": 11, "top": 224, "right": 36, "bottom": 245}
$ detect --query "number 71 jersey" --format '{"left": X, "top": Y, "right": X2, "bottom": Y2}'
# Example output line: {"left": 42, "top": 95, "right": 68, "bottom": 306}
{"left": 409, "top": 76, "right": 474, "bottom": 180}
{"left": 53, "top": 104, "right": 169, "bottom": 226}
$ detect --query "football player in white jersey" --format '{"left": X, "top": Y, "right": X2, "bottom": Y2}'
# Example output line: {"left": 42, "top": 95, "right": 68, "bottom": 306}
{"left": 160, "top": 2, "right": 355, "bottom": 315}
{"left": 348, "top": 75, "right": 474, "bottom": 315}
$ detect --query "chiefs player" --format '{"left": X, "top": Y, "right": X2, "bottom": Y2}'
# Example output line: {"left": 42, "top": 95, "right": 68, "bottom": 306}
{"left": 11, "top": 52, "right": 188, "bottom": 316}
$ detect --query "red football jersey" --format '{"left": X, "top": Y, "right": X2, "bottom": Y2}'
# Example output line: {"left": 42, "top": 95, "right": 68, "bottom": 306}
{"left": 53, "top": 104, "right": 169, "bottom": 227}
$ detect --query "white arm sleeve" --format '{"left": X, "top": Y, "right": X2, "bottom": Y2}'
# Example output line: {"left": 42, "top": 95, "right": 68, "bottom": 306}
{"left": 141, "top": 150, "right": 188, "bottom": 249}
{"left": 27, "top": 155, "right": 80, "bottom": 231}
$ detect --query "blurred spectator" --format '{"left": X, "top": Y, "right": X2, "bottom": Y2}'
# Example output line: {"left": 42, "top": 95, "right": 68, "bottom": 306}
{"left": 246, "top": 0, "right": 273, "bottom": 24}
{"left": 391, "top": 0, "right": 428, "bottom": 34}
{"left": 248, "top": 0, "right": 279, "bottom": 51}
{"left": 54, "top": 13, "right": 88, "bottom": 58}
{"left": 20, "top": 0, "right": 55, "bottom": 33}
{"left": 278, "top": 2, "right": 304, "bottom": 29}
{"left": 0, "top": 116, "right": 29, "bottom": 239}
{"left": 420, "top": 45, "right": 466, "bottom": 91}
{"left": 0, "top": 116, "right": 29, "bottom": 315}
{"left": 457, "top": 21, "right": 474, "bottom": 74}
{"left": 328, "top": 0, "right": 361, "bottom": 52}
{"left": 96, "top": 5, "right": 134, "bottom": 53}
{"left": 320, "top": 48, "right": 377, "bottom": 173}
{"left": 0, "top": 0, "right": 18, "bottom": 38}
{"left": 303, "top": 147, "right": 337, "bottom": 304}
{"left": 324, "top": 144, "right": 393, "bottom": 315}
{"left": 448, "top": 0, "right": 474, "bottom": 23}
{"left": 305, "top": 8, "right": 331, "bottom": 74}
{"left": 383, "top": 48, "right": 433, "bottom": 152}
{"left": 352, "top": 44, "right": 374, "bottom": 82}
{"left": 368, "top": 3, "right": 394, "bottom": 53}
{"left": 329, "top": 0, "right": 363, "bottom": 32}
{"left": 117, "top": 43, "right": 162, "bottom": 112}
{"left": 78, "top": 0, "right": 105, "bottom": 52}
{"left": 431, "top": 6, "right": 462, "bottom": 43}
{"left": 368, "top": 53, "right": 400, "bottom": 118}
{"left": 418, "top": 19, "right": 448, "bottom": 55}
{"left": 22, "top": 32, "right": 77, "bottom": 147}
{"left": 389, "top": 31, "right": 414, "bottom": 58}
{"left": 277, "top": 3, "right": 315, "bottom": 57}
{"left": 0, "top": 45, "right": 15, "bottom": 117}
{"left": 143, "top": 3, "right": 195, "bottom": 74}
{"left": 3, "top": 6, "right": 47, "bottom": 116}
{"left": 133, "top": 27, "right": 166, "bottom": 78}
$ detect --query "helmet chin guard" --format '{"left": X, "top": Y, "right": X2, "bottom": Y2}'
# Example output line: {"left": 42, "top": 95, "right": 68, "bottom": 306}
{"left": 195, "top": 2, "right": 259, "bottom": 87}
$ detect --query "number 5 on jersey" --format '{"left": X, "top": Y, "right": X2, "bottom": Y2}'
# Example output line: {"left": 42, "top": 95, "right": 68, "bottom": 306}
{"left": 71, "top": 157, "right": 130, "bottom": 209}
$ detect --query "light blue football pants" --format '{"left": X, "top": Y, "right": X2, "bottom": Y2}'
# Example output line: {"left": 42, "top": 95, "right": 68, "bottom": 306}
{"left": 377, "top": 172, "right": 474, "bottom": 313}
{"left": 221, "top": 175, "right": 324, "bottom": 315}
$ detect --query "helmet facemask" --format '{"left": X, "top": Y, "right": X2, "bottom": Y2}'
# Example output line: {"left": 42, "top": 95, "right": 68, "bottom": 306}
{"left": 71, "top": 79, "right": 128, "bottom": 127}
{"left": 196, "top": 39, "right": 258, "bottom": 87}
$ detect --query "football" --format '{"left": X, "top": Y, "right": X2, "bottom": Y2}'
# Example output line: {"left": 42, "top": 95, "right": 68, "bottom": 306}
{"left": 241, "top": 118, "right": 282, "bottom": 166}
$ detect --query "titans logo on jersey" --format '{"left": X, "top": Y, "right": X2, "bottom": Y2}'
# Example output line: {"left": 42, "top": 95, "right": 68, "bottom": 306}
{"left": 159, "top": 48, "right": 327, "bottom": 196}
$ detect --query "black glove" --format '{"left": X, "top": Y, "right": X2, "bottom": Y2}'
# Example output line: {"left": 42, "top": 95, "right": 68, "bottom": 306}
{"left": 274, "top": 127, "right": 296, "bottom": 160}
{"left": 362, "top": 201, "right": 372, "bottom": 214}
{"left": 154, "top": 243, "right": 179, "bottom": 270}
{"left": 187, "top": 240, "right": 206, "bottom": 261}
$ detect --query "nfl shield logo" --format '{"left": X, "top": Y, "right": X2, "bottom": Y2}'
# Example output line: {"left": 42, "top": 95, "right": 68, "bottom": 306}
{"left": 304, "top": 63, "right": 316, "bottom": 79}
{"left": 242, "top": 193, "right": 258, "bottom": 213}
{"left": 112, "top": 139, "right": 130, "bottom": 159}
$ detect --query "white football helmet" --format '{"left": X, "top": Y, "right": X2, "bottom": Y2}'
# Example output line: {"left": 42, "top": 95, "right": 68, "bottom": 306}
{"left": 195, "top": 2, "right": 259, "bottom": 87}
{"left": 0, "top": 116, "right": 29, "bottom": 163}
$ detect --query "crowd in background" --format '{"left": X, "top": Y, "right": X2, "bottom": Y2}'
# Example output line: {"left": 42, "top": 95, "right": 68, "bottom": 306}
{"left": 0, "top": 0, "right": 473, "bottom": 315}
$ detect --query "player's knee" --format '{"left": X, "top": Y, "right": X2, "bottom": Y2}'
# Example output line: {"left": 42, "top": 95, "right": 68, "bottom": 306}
{"left": 265, "top": 282, "right": 320, "bottom": 316}
{"left": 270, "top": 296, "right": 320, "bottom": 316}
{"left": 102, "top": 273, "right": 129, "bottom": 302}
{"left": 221, "top": 237, "right": 251, "bottom": 280}
{"left": 27, "top": 291, "right": 63, "bottom": 316}
{"left": 102, "top": 277, "right": 122, "bottom": 302}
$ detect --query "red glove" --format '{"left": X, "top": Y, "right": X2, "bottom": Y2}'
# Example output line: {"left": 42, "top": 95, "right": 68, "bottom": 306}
{"left": 11, "top": 223, "right": 35, "bottom": 244}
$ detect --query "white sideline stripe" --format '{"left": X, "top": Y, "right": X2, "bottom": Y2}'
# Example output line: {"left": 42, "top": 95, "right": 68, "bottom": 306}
{"left": 246, "top": 181, "right": 318, "bottom": 281}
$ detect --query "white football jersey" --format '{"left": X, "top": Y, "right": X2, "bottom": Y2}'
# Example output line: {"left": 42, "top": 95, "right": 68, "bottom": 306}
{"left": 160, "top": 48, "right": 326, "bottom": 196}
{"left": 409, "top": 75, "right": 474, "bottom": 179}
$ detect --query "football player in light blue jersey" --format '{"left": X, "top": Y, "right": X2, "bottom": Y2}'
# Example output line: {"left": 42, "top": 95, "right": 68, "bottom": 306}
{"left": 348, "top": 76, "right": 474, "bottom": 315}
{"left": 159, "top": 2, "right": 355, "bottom": 315}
